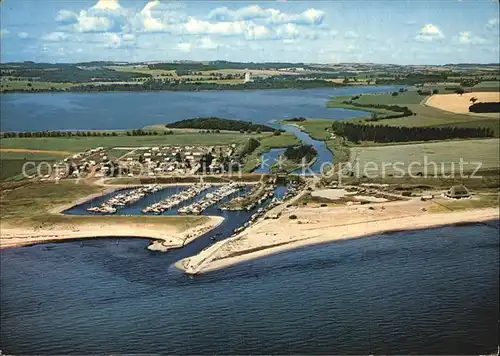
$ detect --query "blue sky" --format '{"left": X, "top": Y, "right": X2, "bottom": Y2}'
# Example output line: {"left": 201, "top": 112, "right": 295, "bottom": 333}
{"left": 0, "top": 0, "right": 498, "bottom": 64}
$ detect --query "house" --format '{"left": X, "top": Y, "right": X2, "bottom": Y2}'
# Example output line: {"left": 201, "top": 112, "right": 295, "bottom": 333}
{"left": 445, "top": 185, "right": 470, "bottom": 199}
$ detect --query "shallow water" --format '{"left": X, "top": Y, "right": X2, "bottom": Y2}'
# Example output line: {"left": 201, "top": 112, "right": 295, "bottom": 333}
{"left": 0, "top": 86, "right": 398, "bottom": 131}
{"left": 1, "top": 222, "right": 498, "bottom": 354}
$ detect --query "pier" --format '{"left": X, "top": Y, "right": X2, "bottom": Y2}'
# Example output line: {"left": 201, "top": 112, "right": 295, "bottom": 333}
{"left": 178, "top": 183, "right": 244, "bottom": 215}
{"left": 141, "top": 184, "right": 212, "bottom": 214}
{"left": 87, "top": 184, "right": 163, "bottom": 214}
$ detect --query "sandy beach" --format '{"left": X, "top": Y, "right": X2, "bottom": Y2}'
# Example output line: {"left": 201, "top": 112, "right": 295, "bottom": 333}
{"left": 177, "top": 199, "right": 499, "bottom": 274}
{"left": 0, "top": 216, "right": 224, "bottom": 249}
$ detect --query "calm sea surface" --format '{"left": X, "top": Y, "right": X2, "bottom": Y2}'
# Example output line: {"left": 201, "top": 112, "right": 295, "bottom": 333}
{"left": 1, "top": 222, "right": 498, "bottom": 354}
{"left": 0, "top": 86, "right": 397, "bottom": 131}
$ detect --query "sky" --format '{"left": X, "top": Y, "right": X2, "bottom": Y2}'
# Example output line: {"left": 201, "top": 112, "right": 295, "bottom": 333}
{"left": 0, "top": 0, "right": 499, "bottom": 65}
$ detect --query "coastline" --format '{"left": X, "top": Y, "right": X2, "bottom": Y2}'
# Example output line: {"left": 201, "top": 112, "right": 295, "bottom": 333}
{"left": 175, "top": 200, "right": 499, "bottom": 274}
{"left": 0, "top": 215, "right": 224, "bottom": 250}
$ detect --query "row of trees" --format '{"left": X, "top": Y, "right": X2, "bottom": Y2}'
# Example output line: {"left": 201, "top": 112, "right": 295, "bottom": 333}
{"left": 125, "top": 129, "right": 174, "bottom": 136}
{"left": 331, "top": 121, "right": 494, "bottom": 143}
{"left": 1, "top": 129, "right": 178, "bottom": 138}
{"left": 1, "top": 131, "right": 119, "bottom": 138}
{"left": 284, "top": 144, "right": 317, "bottom": 162}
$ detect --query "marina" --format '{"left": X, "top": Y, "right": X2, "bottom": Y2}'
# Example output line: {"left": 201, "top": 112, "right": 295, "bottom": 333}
{"left": 141, "top": 184, "right": 212, "bottom": 214}
{"left": 87, "top": 184, "right": 163, "bottom": 214}
{"left": 178, "top": 183, "right": 245, "bottom": 215}
{"left": 220, "top": 182, "right": 277, "bottom": 211}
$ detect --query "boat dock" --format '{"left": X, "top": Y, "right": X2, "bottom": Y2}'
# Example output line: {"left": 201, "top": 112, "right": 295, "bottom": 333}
{"left": 87, "top": 184, "right": 163, "bottom": 214}
{"left": 141, "top": 184, "right": 212, "bottom": 214}
{"left": 178, "top": 183, "right": 244, "bottom": 215}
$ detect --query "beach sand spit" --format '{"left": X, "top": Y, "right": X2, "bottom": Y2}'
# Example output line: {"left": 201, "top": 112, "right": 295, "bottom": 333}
{"left": 0, "top": 216, "right": 223, "bottom": 250}
{"left": 178, "top": 199, "right": 499, "bottom": 274}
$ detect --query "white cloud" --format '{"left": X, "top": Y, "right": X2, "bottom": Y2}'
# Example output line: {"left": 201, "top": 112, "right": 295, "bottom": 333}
{"left": 275, "top": 23, "right": 300, "bottom": 39}
{"left": 184, "top": 17, "right": 246, "bottom": 36}
{"left": 42, "top": 32, "right": 69, "bottom": 42}
{"left": 456, "top": 31, "right": 486, "bottom": 45}
{"left": 486, "top": 17, "right": 498, "bottom": 30}
{"left": 76, "top": 11, "right": 114, "bottom": 32}
{"left": 208, "top": 5, "right": 325, "bottom": 26}
{"left": 102, "top": 32, "right": 136, "bottom": 48}
{"left": 140, "top": 1, "right": 168, "bottom": 32}
{"left": 18, "top": 32, "right": 29, "bottom": 39}
{"left": 176, "top": 42, "right": 192, "bottom": 52}
{"left": 415, "top": 23, "right": 444, "bottom": 41}
{"left": 0, "top": 29, "right": 9, "bottom": 37}
{"left": 92, "top": 0, "right": 121, "bottom": 10}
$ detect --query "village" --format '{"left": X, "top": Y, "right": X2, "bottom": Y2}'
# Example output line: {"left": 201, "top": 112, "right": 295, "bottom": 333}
{"left": 51, "top": 144, "right": 238, "bottom": 180}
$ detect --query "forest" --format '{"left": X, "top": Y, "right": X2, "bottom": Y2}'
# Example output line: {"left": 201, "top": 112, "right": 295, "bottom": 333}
{"left": 165, "top": 117, "right": 275, "bottom": 133}
{"left": 331, "top": 121, "right": 494, "bottom": 143}
{"left": 284, "top": 144, "right": 317, "bottom": 162}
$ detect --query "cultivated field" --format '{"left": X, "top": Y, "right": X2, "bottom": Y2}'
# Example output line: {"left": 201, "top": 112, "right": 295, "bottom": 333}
{"left": 425, "top": 92, "right": 500, "bottom": 114}
{"left": 349, "top": 138, "right": 500, "bottom": 176}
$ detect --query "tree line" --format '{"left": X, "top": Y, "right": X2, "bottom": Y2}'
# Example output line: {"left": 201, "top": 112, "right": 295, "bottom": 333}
{"left": 1, "top": 131, "right": 120, "bottom": 138}
{"left": 0, "top": 130, "right": 175, "bottom": 139}
{"left": 331, "top": 121, "right": 494, "bottom": 143}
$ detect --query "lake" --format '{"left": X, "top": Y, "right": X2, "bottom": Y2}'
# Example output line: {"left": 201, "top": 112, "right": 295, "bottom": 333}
{"left": 1, "top": 222, "right": 498, "bottom": 354}
{"left": 0, "top": 86, "right": 398, "bottom": 131}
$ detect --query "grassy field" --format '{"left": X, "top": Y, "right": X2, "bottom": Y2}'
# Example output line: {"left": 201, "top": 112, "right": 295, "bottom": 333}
{"left": 0, "top": 150, "right": 68, "bottom": 181}
{"left": 349, "top": 138, "right": 500, "bottom": 176}
{"left": 473, "top": 81, "right": 500, "bottom": 89}
{"left": 0, "top": 180, "right": 210, "bottom": 228}
{"left": 0, "top": 132, "right": 259, "bottom": 152}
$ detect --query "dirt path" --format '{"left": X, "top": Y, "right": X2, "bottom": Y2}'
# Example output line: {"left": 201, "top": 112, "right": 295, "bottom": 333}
{"left": 0, "top": 148, "right": 73, "bottom": 156}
